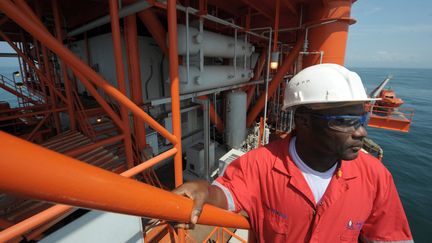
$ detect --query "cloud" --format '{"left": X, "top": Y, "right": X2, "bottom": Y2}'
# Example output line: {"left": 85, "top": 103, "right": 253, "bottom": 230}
{"left": 372, "top": 51, "right": 404, "bottom": 62}
{"left": 363, "top": 7, "right": 382, "bottom": 16}
{"left": 352, "top": 24, "right": 432, "bottom": 34}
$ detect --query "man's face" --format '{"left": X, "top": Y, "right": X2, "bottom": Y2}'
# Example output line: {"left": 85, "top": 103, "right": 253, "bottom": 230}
{"left": 308, "top": 104, "right": 368, "bottom": 160}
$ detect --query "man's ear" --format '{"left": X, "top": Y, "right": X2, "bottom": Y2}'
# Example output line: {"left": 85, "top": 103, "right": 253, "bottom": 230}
{"left": 294, "top": 106, "right": 311, "bottom": 129}
{"left": 294, "top": 112, "right": 310, "bottom": 129}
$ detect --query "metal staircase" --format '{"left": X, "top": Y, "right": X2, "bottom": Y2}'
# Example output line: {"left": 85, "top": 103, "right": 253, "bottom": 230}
{"left": 0, "top": 73, "right": 44, "bottom": 106}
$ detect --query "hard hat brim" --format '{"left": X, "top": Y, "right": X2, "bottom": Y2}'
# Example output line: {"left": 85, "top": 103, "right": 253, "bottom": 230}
{"left": 282, "top": 98, "right": 381, "bottom": 111}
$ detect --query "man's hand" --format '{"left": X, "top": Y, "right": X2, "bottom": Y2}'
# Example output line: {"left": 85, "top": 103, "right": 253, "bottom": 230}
{"left": 172, "top": 180, "right": 211, "bottom": 224}
{"left": 173, "top": 180, "right": 228, "bottom": 226}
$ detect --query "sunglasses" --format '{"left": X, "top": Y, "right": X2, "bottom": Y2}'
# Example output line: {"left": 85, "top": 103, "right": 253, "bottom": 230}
{"left": 309, "top": 113, "right": 370, "bottom": 133}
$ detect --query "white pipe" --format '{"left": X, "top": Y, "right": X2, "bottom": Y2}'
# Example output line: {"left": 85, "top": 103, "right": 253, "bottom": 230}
{"left": 194, "top": 98, "right": 210, "bottom": 180}
{"left": 67, "top": 1, "right": 151, "bottom": 36}
{"left": 263, "top": 28, "right": 272, "bottom": 145}
{"left": 177, "top": 25, "right": 254, "bottom": 58}
{"left": 303, "top": 20, "right": 338, "bottom": 52}
{"left": 149, "top": 79, "right": 264, "bottom": 106}
{"left": 244, "top": 34, "right": 247, "bottom": 69}
{"left": 234, "top": 29, "right": 237, "bottom": 76}
{"left": 199, "top": 19, "right": 204, "bottom": 72}
{"left": 300, "top": 51, "right": 325, "bottom": 64}
{"left": 186, "top": 7, "right": 190, "bottom": 84}
{"left": 172, "top": 2, "right": 270, "bottom": 40}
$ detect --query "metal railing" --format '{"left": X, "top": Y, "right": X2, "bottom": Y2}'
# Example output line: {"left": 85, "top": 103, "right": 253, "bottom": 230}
{"left": 0, "top": 73, "right": 43, "bottom": 106}
{"left": 0, "top": 1, "right": 250, "bottom": 243}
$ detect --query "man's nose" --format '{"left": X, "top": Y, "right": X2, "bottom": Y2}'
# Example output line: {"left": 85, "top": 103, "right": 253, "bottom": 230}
{"left": 352, "top": 125, "right": 367, "bottom": 138}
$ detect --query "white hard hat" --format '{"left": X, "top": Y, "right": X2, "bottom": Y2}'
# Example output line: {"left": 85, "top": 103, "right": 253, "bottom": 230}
{"left": 282, "top": 63, "right": 379, "bottom": 110}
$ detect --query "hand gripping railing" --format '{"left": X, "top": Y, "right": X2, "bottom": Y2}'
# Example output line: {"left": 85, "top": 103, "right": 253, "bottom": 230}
{"left": 0, "top": 132, "right": 250, "bottom": 242}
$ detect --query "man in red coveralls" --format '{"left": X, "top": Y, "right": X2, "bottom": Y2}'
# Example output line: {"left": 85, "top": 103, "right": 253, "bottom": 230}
{"left": 174, "top": 64, "right": 413, "bottom": 242}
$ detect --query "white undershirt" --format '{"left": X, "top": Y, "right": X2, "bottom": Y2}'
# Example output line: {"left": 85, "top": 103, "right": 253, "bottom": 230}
{"left": 289, "top": 136, "right": 337, "bottom": 204}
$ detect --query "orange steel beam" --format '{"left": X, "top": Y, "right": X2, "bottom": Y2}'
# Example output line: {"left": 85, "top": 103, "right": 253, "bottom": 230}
{"left": 24, "top": 208, "right": 75, "bottom": 241}
{"left": 26, "top": 113, "right": 51, "bottom": 141}
{"left": 246, "top": 34, "right": 304, "bottom": 127}
{"left": 125, "top": 14, "right": 147, "bottom": 150}
{"left": 32, "top": 0, "right": 61, "bottom": 134}
{"left": 167, "top": 0, "right": 185, "bottom": 241}
{"left": 72, "top": 69, "right": 125, "bottom": 131}
{"left": 120, "top": 147, "right": 177, "bottom": 177}
{"left": 0, "top": 0, "right": 177, "bottom": 144}
{"left": 167, "top": 0, "right": 183, "bottom": 186}
{"left": 0, "top": 104, "right": 50, "bottom": 114}
{"left": 0, "top": 107, "right": 66, "bottom": 122}
{"left": 0, "top": 31, "right": 68, "bottom": 103}
{"left": 41, "top": 44, "right": 61, "bottom": 133}
{"left": 273, "top": 0, "right": 280, "bottom": 51}
{"left": 281, "top": 0, "right": 298, "bottom": 16}
{"left": 197, "top": 96, "right": 224, "bottom": 134}
{"left": 0, "top": 132, "right": 249, "bottom": 242}
{"left": 0, "top": 204, "right": 73, "bottom": 242}
{"left": 241, "top": 0, "right": 273, "bottom": 20}
{"left": 30, "top": 36, "right": 49, "bottom": 102}
{"left": 52, "top": 0, "right": 76, "bottom": 130}
{"left": 137, "top": 9, "right": 168, "bottom": 56}
{"left": 109, "top": 0, "right": 134, "bottom": 168}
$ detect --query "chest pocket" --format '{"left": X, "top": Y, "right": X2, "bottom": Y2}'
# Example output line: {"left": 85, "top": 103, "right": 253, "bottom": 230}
{"left": 262, "top": 208, "right": 289, "bottom": 243}
{"left": 340, "top": 229, "right": 360, "bottom": 243}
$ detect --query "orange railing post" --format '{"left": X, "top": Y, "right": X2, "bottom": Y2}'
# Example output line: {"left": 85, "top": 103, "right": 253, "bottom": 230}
{"left": 167, "top": 0, "right": 186, "bottom": 241}
{"left": 52, "top": 0, "right": 76, "bottom": 130}
{"left": 125, "top": 13, "right": 147, "bottom": 151}
{"left": 109, "top": 0, "right": 135, "bottom": 168}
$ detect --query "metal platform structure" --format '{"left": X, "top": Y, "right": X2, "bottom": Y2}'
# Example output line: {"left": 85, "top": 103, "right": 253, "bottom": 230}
{"left": 0, "top": 0, "right": 373, "bottom": 242}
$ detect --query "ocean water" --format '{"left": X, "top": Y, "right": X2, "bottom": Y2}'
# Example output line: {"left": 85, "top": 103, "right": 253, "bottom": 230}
{"left": 352, "top": 67, "right": 432, "bottom": 243}
{"left": 1, "top": 66, "right": 431, "bottom": 241}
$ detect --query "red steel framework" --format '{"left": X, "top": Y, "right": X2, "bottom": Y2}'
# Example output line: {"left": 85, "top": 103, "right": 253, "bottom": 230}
{"left": 0, "top": 0, "right": 355, "bottom": 242}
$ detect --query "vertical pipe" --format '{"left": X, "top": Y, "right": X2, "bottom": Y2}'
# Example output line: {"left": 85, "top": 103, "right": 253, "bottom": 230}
{"left": 197, "top": 96, "right": 223, "bottom": 134}
{"left": 52, "top": 0, "right": 76, "bottom": 130}
{"left": 125, "top": 14, "right": 147, "bottom": 150}
{"left": 273, "top": 0, "right": 280, "bottom": 51}
{"left": 84, "top": 32, "right": 92, "bottom": 66}
{"left": 42, "top": 49, "right": 61, "bottom": 133}
{"left": 167, "top": 0, "right": 185, "bottom": 241}
{"left": 167, "top": 0, "right": 183, "bottom": 185}
{"left": 109, "top": 0, "right": 134, "bottom": 168}
{"left": 262, "top": 29, "right": 272, "bottom": 132}
{"left": 246, "top": 47, "right": 267, "bottom": 109}
{"left": 186, "top": 7, "right": 190, "bottom": 84}
{"left": 234, "top": 29, "right": 237, "bottom": 76}
{"left": 302, "top": 1, "right": 353, "bottom": 67}
{"left": 33, "top": 2, "right": 61, "bottom": 133}
{"left": 202, "top": 98, "right": 210, "bottom": 180}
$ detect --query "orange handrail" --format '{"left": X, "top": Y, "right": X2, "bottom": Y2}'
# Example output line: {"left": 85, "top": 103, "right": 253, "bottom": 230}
{"left": 0, "top": 132, "right": 250, "bottom": 242}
